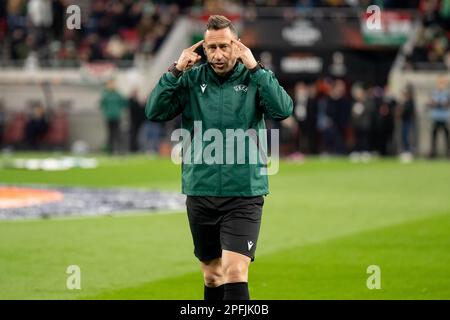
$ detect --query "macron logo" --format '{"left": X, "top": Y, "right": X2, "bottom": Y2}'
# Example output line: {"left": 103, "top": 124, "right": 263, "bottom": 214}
{"left": 247, "top": 241, "right": 254, "bottom": 251}
{"left": 200, "top": 84, "right": 207, "bottom": 93}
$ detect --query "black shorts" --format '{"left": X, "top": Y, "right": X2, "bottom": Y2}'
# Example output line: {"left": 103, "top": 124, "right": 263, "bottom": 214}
{"left": 186, "top": 195, "right": 264, "bottom": 262}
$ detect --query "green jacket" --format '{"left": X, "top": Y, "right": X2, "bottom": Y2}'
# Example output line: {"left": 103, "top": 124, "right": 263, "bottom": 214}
{"left": 100, "top": 89, "right": 127, "bottom": 121}
{"left": 146, "top": 62, "right": 293, "bottom": 196}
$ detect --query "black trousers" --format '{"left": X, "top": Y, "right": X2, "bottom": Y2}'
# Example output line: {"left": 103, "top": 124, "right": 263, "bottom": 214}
{"left": 107, "top": 120, "right": 120, "bottom": 154}
{"left": 431, "top": 121, "right": 450, "bottom": 156}
{"left": 354, "top": 127, "right": 370, "bottom": 152}
{"left": 129, "top": 121, "right": 143, "bottom": 152}
{"left": 0, "top": 125, "right": 4, "bottom": 147}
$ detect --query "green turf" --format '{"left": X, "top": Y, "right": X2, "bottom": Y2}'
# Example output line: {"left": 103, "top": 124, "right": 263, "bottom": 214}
{"left": 90, "top": 213, "right": 450, "bottom": 299}
{"left": 0, "top": 155, "right": 449, "bottom": 299}
{"left": 0, "top": 154, "right": 180, "bottom": 190}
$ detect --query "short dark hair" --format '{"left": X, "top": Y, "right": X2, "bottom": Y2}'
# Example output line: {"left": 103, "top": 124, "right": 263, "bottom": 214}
{"left": 206, "top": 15, "right": 237, "bottom": 36}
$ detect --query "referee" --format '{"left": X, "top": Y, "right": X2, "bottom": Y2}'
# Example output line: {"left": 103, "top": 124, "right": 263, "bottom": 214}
{"left": 146, "top": 15, "right": 293, "bottom": 300}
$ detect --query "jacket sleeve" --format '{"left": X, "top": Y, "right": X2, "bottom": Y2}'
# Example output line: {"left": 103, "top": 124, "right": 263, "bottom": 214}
{"left": 99, "top": 92, "right": 106, "bottom": 112}
{"left": 250, "top": 68, "right": 293, "bottom": 120}
{"left": 146, "top": 72, "right": 188, "bottom": 122}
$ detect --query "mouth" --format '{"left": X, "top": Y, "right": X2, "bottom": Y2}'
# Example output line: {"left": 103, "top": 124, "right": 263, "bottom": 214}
{"left": 213, "top": 62, "right": 225, "bottom": 69}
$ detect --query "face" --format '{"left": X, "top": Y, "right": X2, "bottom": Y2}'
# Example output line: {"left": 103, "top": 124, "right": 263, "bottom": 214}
{"left": 106, "top": 80, "right": 116, "bottom": 90}
{"left": 295, "top": 82, "right": 307, "bottom": 99}
{"left": 354, "top": 87, "right": 365, "bottom": 101}
{"left": 33, "top": 105, "right": 44, "bottom": 118}
{"left": 437, "top": 76, "right": 448, "bottom": 90}
{"left": 203, "top": 28, "right": 237, "bottom": 76}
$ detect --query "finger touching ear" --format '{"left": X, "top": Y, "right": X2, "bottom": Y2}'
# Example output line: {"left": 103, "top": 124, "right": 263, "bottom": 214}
{"left": 231, "top": 39, "right": 239, "bottom": 51}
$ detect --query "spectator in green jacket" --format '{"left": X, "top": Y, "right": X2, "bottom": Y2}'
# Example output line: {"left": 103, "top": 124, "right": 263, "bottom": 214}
{"left": 100, "top": 79, "right": 127, "bottom": 154}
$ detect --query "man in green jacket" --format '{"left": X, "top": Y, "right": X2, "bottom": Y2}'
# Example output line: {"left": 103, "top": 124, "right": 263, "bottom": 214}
{"left": 146, "top": 15, "right": 293, "bottom": 300}
{"left": 100, "top": 79, "right": 127, "bottom": 154}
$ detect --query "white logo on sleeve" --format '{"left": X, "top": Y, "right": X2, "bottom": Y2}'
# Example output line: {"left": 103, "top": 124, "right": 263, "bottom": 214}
{"left": 247, "top": 240, "right": 254, "bottom": 251}
{"left": 200, "top": 84, "right": 207, "bottom": 93}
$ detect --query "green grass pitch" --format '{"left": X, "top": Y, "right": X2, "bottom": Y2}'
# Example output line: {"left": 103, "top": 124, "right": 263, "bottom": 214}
{"left": 0, "top": 154, "right": 449, "bottom": 299}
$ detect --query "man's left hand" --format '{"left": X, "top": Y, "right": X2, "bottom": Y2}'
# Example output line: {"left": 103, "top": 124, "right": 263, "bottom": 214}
{"left": 232, "top": 39, "right": 258, "bottom": 70}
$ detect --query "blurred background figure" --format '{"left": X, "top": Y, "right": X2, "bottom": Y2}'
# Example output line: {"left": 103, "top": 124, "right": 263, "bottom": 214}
{"left": 428, "top": 76, "right": 450, "bottom": 158}
{"left": 293, "top": 81, "right": 319, "bottom": 155}
{"left": 305, "top": 84, "right": 319, "bottom": 155}
{"left": 396, "top": 84, "right": 416, "bottom": 161}
{"left": 100, "top": 79, "right": 127, "bottom": 154}
{"left": 328, "top": 79, "right": 352, "bottom": 155}
{"left": 128, "top": 89, "right": 146, "bottom": 153}
{"left": 350, "top": 84, "right": 372, "bottom": 162}
{"left": 27, "top": 0, "right": 53, "bottom": 61}
{"left": 370, "top": 86, "right": 396, "bottom": 156}
{"left": 293, "top": 82, "right": 308, "bottom": 153}
{"left": 25, "top": 101, "right": 49, "bottom": 150}
{"left": 0, "top": 101, "right": 5, "bottom": 149}
{"left": 143, "top": 120, "right": 162, "bottom": 155}
{"left": 316, "top": 78, "right": 333, "bottom": 155}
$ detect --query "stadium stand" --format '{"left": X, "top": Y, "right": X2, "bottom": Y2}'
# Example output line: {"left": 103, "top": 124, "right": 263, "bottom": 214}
{"left": 403, "top": 0, "right": 450, "bottom": 70}
{"left": 1, "top": 0, "right": 183, "bottom": 68}
{"left": 3, "top": 111, "right": 27, "bottom": 148}
{"left": 0, "top": 0, "right": 449, "bottom": 158}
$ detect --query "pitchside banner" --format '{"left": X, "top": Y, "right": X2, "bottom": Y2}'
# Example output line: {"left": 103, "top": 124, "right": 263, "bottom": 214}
{"left": 252, "top": 48, "right": 397, "bottom": 85}
{"left": 240, "top": 11, "right": 413, "bottom": 49}
{"left": 241, "top": 16, "right": 404, "bottom": 85}
{"left": 361, "top": 10, "right": 414, "bottom": 46}
{"left": 240, "top": 18, "right": 363, "bottom": 50}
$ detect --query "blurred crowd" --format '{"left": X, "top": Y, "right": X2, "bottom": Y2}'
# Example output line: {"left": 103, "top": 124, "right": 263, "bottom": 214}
{"left": 0, "top": 0, "right": 434, "bottom": 67}
{"left": 404, "top": 0, "right": 450, "bottom": 70}
{"left": 277, "top": 76, "right": 449, "bottom": 160}
{"left": 280, "top": 79, "right": 402, "bottom": 159}
{"left": 78, "top": 75, "right": 450, "bottom": 158}
{"left": 239, "top": 0, "right": 419, "bottom": 8}
{"left": 1, "top": 67, "right": 449, "bottom": 159}
{"left": 0, "top": 0, "right": 183, "bottom": 67}
{"left": 0, "top": 98, "right": 69, "bottom": 151}
{"left": 0, "top": 80, "right": 158, "bottom": 154}
{"left": 1, "top": 0, "right": 449, "bottom": 158}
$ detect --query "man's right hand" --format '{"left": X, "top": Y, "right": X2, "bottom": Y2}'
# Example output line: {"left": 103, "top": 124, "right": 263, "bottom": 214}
{"left": 176, "top": 40, "right": 204, "bottom": 71}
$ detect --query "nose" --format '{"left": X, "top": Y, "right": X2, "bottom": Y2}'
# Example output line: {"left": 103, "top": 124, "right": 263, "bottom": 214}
{"left": 213, "top": 48, "right": 224, "bottom": 61}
